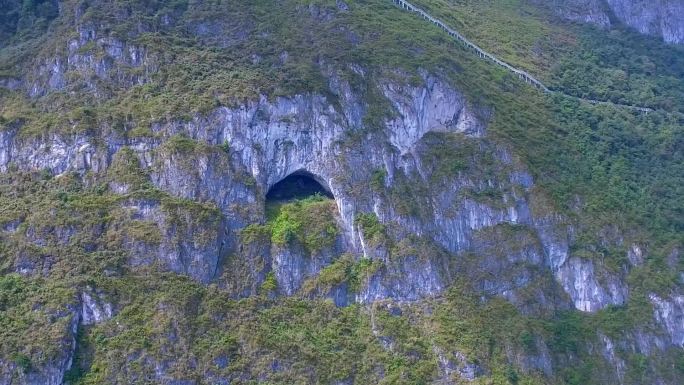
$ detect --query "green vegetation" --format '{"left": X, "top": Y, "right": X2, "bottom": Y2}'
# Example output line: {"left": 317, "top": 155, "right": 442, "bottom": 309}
{"left": 268, "top": 195, "right": 339, "bottom": 253}
{"left": 41, "top": 271, "right": 643, "bottom": 385}
{"left": 0, "top": 274, "right": 77, "bottom": 364}
{"left": 392, "top": 0, "right": 682, "bottom": 247}
{"left": 411, "top": 0, "right": 565, "bottom": 75}
{"left": 550, "top": 27, "right": 684, "bottom": 112}
{"left": 3, "top": 267, "right": 677, "bottom": 384}
{"left": 107, "top": 147, "right": 151, "bottom": 190}
{"left": 399, "top": 0, "right": 683, "bottom": 253}
{"left": 0, "top": 0, "right": 59, "bottom": 48}
{"left": 411, "top": 0, "right": 684, "bottom": 111}
{"left": 306, "top": 254, "right": 382, "bottom": 293}
{"left": 355, "top": 212, "right": 386, "bottom": 243}
{"left": 0, "top": 162, "right": 221, "bottom": 283}
{"left": 369, "top": 169, "right": 387, "bottom": 191}
{"left": 11, "top": 352, "right": 31, "bottom": 372}
{"left": 261, "top": 271, "right": 278, "bottom": 294}
{"left": 420, "top": 132, "right": 476, "bottom": 181}
{"left": 47, "top": 273, "right": 436, "bottom": 384}
{"left": 0, "top": 0, "right": 682, "bottom": 384}
{"left": 0, "top": 0, "right": 678, "bottom": 260}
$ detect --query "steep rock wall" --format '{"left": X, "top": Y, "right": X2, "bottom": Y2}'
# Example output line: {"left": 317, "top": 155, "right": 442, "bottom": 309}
{"left": 0, "top": 71, "right": 636, "bottom": 315}
{"left": 553, "top": 0, "right": 684, "bottom": 44}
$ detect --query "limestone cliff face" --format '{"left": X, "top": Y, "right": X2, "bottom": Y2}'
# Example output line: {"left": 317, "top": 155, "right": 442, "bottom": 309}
{"left": 550, "top": 0, "right": 612, "bottom": 27}
{"left": 0, "top": 68, "right": 628, "bottom": 313}
{"left": 0, "top": 2, "right": 681, "bottom": 384}
{"left": 0, "top": 22, "right": 671, "bottom": 313}
{"left": 0, "top": 307, "right": 77, "bottom": 385}
{"left": 3, "top": 69, "right": 681, "bottom": 382}
{"left": 553, "top": 0, "right": 684, "bottom": 44}
{"left": 0, "top": 290, "right": 113, "bottom": 385}
{"left": 607, "top": 0, "right": 684, "bottom": 43}
{"left": 1, "top": 57, "right": 681, "bottom": 385}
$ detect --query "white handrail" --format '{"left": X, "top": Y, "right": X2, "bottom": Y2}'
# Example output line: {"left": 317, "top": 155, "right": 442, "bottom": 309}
{"left": 392, "top": 0, "right": 654, "bottom": 113}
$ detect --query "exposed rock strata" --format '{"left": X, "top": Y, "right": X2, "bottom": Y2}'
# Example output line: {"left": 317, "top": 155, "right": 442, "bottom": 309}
{"left": 552, "top": 0, "right": 684, "bottom": 44}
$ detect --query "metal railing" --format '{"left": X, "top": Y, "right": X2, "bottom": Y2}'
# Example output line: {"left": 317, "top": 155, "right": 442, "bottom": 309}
{"left": 392, "top": 0, "right": 653, "bottom": 113}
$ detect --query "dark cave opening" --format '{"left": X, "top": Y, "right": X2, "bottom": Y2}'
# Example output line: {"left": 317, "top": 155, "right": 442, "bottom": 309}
{"left": 266, "top": 172, "right": 334, "bottom": 202}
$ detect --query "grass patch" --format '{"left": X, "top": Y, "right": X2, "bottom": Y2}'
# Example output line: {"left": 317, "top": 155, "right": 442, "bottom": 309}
{"left": 269, "top": 195, "right": 339, "bottom": 253}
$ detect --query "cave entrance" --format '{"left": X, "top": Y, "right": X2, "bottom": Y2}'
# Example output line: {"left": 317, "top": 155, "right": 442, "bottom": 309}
{"left": 266, "top": 172, "right": 334, "bottom": 202}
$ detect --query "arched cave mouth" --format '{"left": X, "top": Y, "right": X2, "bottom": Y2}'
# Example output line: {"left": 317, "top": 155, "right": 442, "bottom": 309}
{"left": 266, "top": 171, "right": 334, "bottom": 203}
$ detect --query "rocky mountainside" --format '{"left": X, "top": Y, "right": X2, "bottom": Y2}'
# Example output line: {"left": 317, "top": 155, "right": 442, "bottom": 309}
{"left": 0, "top": 1, "right": 682, "bottom": 385}
{"left": 552, "top": 0, "right": 684, "bottom": 44}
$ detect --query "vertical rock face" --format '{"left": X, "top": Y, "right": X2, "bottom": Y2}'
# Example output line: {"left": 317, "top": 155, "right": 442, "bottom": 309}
{"left": 272, "top": 240, "right": 343, "bottom": 297}
{"left": 650, "top": 293, "right": 684, "bottom": 347}
{"left": 117, "top": 199, "right": 224, "bottom": 284}
{"left": 357, "top": 254, "right": 446, "bottom": 303}
{"left": 0, "top": 79, "right": 656, "bottom": 383}
{"left": 551, "top": 0, "right": 612, "bottom": 27}
{"left": 0, "top": 289, "right": 115, "bottom": 385}
{"left": 598, "top": 333, "right": 627, "bottom": 383}
{"left": 0, "top": 2, "right": 680, "bottom": 384}
{"left": 29, "top": 23, "right": 153, "bottom": 98}
{"left": 381, "top": 75, "right": 484, "bottom": 154}
{"left": 555, "top": 257, "right": 628, "bottom": 312}
{"left": 0, "top": 305, "right": 79, "bottom": 385}
{"left": 606, "top": 0, "right": 684, "bottom": 44}
{"left": 0, "top": 70, "right": 629, "bottom": 315}
{"left": 552, "top": 0, "right": 684, "bottom": 44}
{"left": 80, "top": 288, "right": 114, "bottom": 326}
